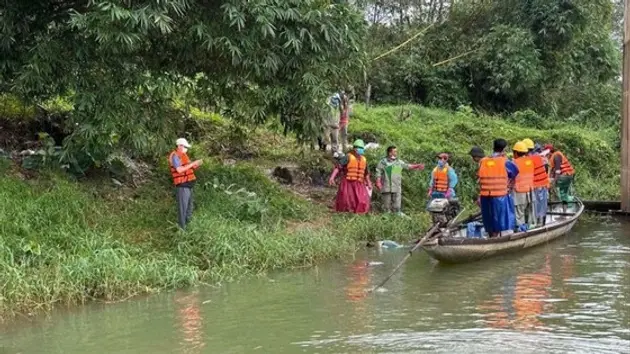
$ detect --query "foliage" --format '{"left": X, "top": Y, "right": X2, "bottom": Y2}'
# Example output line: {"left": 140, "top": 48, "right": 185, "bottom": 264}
{"left": 0, "top": 94, "right": 36, "bottom": 121}
{"left": 0, "top": 175, "right": 199, "bottom": 317}
{"left": 355, "top": 0, "right": 621, "bottom": 125}
{"left": 347, "top": 104, "right": 619, "bottom": 208}
{"left": 1, "top": 0, "right": 366, "bottom": 167}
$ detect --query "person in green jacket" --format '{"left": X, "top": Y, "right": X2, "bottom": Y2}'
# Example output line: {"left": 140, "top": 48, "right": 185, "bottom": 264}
{"left": 375, "top": 145, "right": 424, "bottom": 215}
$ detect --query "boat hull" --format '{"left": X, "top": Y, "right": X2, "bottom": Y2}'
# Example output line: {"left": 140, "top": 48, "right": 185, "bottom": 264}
{"left": 422, "top": 202, "right": 584, "bottom": 264}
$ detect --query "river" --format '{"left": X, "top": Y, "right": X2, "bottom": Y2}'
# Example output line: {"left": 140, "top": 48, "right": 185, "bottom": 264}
{"left": 1, "top": 219, "right": 629, "bottom": 354}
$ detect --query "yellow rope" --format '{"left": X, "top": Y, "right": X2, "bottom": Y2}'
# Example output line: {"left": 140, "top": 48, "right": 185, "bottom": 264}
{"left": 371, "top": 24, "right": 435, "bottom": 62}
{"left": 431, "top": 49, "right": 478, "bottom": 67}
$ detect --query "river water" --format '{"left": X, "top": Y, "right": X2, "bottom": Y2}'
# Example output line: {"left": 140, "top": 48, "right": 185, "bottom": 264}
{"left": 1, "top": 219, "right": 629, "bottom": 354}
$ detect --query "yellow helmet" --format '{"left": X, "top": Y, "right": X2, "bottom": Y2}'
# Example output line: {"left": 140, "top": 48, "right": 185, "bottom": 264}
{"left": 522, "top": 138, "right": 535, "bottom": 150}
{"left": 513, "top": 141, "right": 528, "bottom": 153}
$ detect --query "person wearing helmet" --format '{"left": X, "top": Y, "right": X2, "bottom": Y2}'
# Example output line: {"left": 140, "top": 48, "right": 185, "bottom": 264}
{"left": 328, "top": 139, "right": 372, "bottom": 214}
{"left": 168, "top": 138, "right": 203, "bottom": 230}
{"left": 512, "top": 141, "right": 534, "bottom": 231}
{"left": 476, "top": 139, "right": 519, "bottom": 237}
{"left": 523, "top": 138, "right": 549, "bottom": 226}
{"left": 374, "top": 145, "right": 425, "bottom": 215}
{"left": 427, "top": 153, "right": 458, "bottom": 200}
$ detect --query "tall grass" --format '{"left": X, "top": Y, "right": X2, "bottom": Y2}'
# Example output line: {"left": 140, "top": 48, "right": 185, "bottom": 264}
{"left": 1, "top": 103, "right": 616, "bottom": 318}
{"left": 0, "top": 162, "right": 429, "bottom": 318}
{"left": 0, "top": 176, "right": 199, "bottom": 317}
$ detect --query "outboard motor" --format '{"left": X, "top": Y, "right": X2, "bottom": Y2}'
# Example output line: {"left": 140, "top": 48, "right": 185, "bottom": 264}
{"left": 426, "top": 198, "right": 461, "bottom": 226}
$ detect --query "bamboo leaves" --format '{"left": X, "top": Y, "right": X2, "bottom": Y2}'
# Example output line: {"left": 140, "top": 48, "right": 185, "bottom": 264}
{"left": 1, "top": 0, "right": 365, "bottom": 166}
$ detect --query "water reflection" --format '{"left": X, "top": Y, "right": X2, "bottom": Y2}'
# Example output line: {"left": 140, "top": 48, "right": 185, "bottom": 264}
{"left": 560, "top": 254, "right": 576, "bottom": 300}
{"left": 481, "top": 255, "right": 553, "bottom": 331}
{"left": 0, "top": 223, "right": 628, "bottom": 354}
{"left": 344, "top": 260, "right": 374, "bottom": 335}
{"left": 345, "top": 260, "right": 370, "bottom": 302}
{"left": 174, "top": 291, "right": 205, "bottom": 354}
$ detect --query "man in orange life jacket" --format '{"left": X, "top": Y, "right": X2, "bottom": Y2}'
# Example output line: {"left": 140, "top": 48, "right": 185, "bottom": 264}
{"left": 476, "top": 139, "right": 519, "bottom": 237}
{"left": 547, "top": 144, "right": 575, "bottom": 209}
{"left": 512, "top": 141, "right": 534, "bottom": 231}
{"left": 168, "top": 138, "right": 203, "bottom": 230}
{"left": 523, "top": 138, "right": 549, "bottom": 226}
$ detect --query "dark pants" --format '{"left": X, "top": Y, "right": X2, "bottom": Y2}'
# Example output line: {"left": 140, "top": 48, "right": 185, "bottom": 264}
{"left": 176, "top": 186, "right": 194, "bottom": 229}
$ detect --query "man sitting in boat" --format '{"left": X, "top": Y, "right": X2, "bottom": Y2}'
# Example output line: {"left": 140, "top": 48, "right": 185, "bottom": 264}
{"left": 547, "top": 144, "right": 576, "bottom": 211}
{"left": 477, "top": 139, "right": 519, "bottom": 237}
{"left": 427, "top": 153, "right": 458, "bottom": 200}
{"left": 522, "top": 138, "right": 550, "bottom": 226}
{"left": 512, "top": 141, "right": 534, "bottom": 231}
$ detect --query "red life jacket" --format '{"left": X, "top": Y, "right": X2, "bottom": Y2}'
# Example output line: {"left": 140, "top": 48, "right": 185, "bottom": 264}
{"left": 531, "top": 154, "right": 549, "bottom": 188}
{"left": 551, "top": 151, "right": 574, "bottom": 176}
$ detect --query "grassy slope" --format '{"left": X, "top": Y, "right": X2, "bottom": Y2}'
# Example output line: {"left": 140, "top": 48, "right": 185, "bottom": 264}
{"left": 349, "top": 105, "right": 619, "bottom": 207}
{"left": 0, "top": 159, "right": 429, "bottom": 318}
{"left": 0, "top": 104, "right": 617, "bottom": 318}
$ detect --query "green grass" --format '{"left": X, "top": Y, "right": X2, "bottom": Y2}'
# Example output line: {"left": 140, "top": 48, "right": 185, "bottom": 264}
{"left": 0, "top": 160, "right": 428, "bottom": 319}
{"left": 348, "top": 104, "right": 618, "bottom": 208}
{"left": 0, "top": 103, "right": 618, "bottom": 319}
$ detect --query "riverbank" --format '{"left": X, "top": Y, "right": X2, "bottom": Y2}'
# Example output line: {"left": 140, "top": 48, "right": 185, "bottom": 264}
{"left": 0, "top": 103, "right": 617, "bottom": 319}
{"left": 0, "top": 161, "right": 430, "bottom": 319}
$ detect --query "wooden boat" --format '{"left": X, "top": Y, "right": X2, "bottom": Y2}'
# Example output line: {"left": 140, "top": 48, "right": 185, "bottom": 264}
{"left": 421, "top": 199, "right": 584, "bottom": 264}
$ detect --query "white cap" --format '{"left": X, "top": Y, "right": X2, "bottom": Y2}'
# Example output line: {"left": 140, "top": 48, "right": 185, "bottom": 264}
{"left": 176, "top": 138, "right": 191, "bottom": 148}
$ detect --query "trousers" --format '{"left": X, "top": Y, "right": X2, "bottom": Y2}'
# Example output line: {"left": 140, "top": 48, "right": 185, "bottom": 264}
{"left": 176, "top": 186, "right": 194, "bottom": 229}
{"left": 382, "top": 192, "right": 401, "bottom": 213}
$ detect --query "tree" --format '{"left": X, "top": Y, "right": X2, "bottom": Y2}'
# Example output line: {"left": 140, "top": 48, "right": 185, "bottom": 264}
{"left": 0, "top": 0, "right": 366, "bottom": 167}
{"left": 352, "top": 0, "right": 620, "bottom": 122}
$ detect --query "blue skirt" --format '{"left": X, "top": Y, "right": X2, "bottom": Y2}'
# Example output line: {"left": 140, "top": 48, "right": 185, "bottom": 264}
{"left": 480, "top": 195, "right": 515, "bottom": 234}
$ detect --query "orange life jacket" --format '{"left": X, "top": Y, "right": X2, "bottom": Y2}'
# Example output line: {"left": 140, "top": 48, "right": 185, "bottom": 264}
{"left": 478, "top": 156, "right": 508, "bottom": 197}
{"left": 346, "top": 153, "right": 367, "bottom": 182}
{"left": 551, "top": 151, "right": 575, "bottom": 176}
{"left": 531, "top": 154, "right": 549, "bottom": 188}
{"left": 168, "top": 150, "right": 197, "bottom": 186}
{"left": 432, "top": 166, "right": 450, "bottom": 192}
{"left": 514, "top": 156, "right": 534, "bottom": 193}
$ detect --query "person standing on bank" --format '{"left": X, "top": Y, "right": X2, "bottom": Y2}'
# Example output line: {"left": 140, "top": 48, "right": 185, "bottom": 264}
{"left": 168, "top": 138, "right": 203, "bottom": 230}
{"left": 375, "top": 146, "right": 425, "bottom": 215}
{"left": 328, "top": 139, "right": 372, "bottom": 214}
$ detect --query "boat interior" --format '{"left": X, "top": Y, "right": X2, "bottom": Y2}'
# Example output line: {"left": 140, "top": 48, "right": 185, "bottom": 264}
{"left": 446, "top": 201, "right": 581, "bottom": 240}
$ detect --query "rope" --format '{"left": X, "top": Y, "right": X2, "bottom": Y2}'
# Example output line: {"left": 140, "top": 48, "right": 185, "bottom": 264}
{"left": 431, "top": 49, "right": 478, "bottom": 67}
{"left": 371, "top": 24, "right": 435, "bottom": 62}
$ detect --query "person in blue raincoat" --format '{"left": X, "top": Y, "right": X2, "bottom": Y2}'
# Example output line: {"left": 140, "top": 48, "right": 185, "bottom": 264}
{"left": 475, "top": 139, "right": 519, "bottom": 237}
